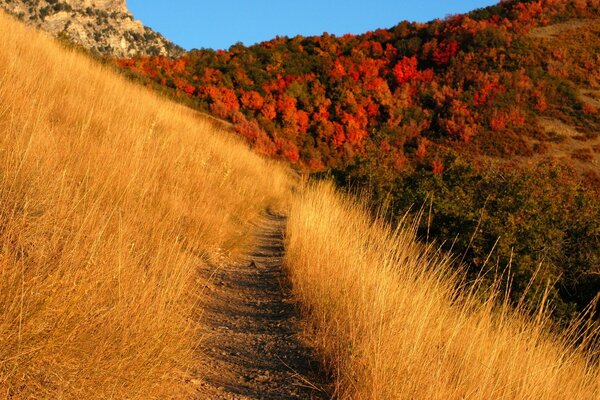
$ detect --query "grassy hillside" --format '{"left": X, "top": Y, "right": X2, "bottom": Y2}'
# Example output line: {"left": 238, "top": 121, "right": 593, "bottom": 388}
{"left": 286, "top": 183, "right": 599, "bottom": 399}
{"left": 0, "top": 11, "right": 290, "bottom": 399}
{"left": 1, "top": 4, "right": 598, "bottom": 400}
{"left": 116, "top": 0, "right": 600, "bottom": 322}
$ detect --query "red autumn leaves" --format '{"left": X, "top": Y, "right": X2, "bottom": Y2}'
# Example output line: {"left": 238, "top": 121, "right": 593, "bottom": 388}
{"left": 115, "top": 0, "right": 600, "bottom": 174}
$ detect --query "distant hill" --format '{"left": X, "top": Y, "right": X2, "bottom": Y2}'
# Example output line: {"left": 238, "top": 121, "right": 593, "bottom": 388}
{"left": 116, "top": 0, "right": 599, "bottom": 173}
{"left": 117, "top": 0, "right": 599, "bottom": 322}
{"left": 0, "top": 0, "right": 183, "bottom": 57}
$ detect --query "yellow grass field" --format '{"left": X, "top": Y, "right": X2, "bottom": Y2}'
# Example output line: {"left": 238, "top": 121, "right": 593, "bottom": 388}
{"left": 285, "top": 183, "right": 599, "bottom": 399}
{"left": 1, "top": 8, "right": 599, "bottom": 400}
{"left": 0, "top": 11, "right": 290, "bottom": 399}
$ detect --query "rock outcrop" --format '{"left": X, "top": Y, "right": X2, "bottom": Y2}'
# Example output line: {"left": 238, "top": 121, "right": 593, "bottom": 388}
{"left": 0, "top": 0, "right": 183, "bottom": 57}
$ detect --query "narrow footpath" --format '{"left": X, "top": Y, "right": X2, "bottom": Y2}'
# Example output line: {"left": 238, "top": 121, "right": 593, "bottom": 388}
{"left": 194, "top": 213, "right": 329, "bottom": 399}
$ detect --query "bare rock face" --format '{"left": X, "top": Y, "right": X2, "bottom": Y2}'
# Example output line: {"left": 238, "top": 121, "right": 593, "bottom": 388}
{"left": 82, "top": 0, "right": 128, "bottom": 13}
{"left": 0, "top": 0, "right": 183, "bottom": 58}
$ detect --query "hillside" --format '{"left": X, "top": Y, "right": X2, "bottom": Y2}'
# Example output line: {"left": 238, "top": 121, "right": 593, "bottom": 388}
{"left": 116, "top": 0, "right": 600, "bottom": 321}
{"left": 116, "top": 0, "right": 600, "bottom": 170}
{"left": 0, "top": 9, "right": 290, "bottom": 398}
{"left": 286, "top": 183, "right": 599, "bottom": 399}
{"left": 1, "top": 4, "right": 599, "bottom": 400}
{"left": 0, "top": 0, "right": 182, "bottom": 57}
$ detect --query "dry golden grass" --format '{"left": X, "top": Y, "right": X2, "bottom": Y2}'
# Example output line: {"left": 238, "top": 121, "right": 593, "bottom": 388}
{"left": 528, "top": 19, "right": 599, "bottom": 39}
{"left": 2, "top": 8, "right": 599, "bottom": 400}
{"left": 0, "top": 11, "right": 290, "bottom": 399}
{"left": 285, "top": 182, "right": 599, "bottom": 399}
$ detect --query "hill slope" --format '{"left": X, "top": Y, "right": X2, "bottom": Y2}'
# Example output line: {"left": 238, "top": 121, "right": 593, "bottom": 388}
{"left": 116, "top": 0, "right": 600, "bottom": 170}
{"left": 286, "top": 183, "right": 600, "bottom": 399}
{"left": 0, "top": 5, "right": 599, "bottom": 400}
{"left": 116, "top": 0, "right": 600, "bottom": 321}
{"left": 0, "top": 9, "right": 289, "bottom": 398}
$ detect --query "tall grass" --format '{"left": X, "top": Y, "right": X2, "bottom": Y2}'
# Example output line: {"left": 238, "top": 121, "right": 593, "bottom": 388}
{"left": 2, "top": 8, "right": 598, "bottom": 400}
{"left": 285, "top": 182, "right": 599, "bottom": 399}
{"left": 0, "top": 11, "right": 290, "bottom": 399}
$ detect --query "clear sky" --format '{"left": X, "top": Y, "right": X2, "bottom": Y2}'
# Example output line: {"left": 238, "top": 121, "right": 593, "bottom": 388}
{"left": 127, "top": 1, "right": 500, "bottom": 51}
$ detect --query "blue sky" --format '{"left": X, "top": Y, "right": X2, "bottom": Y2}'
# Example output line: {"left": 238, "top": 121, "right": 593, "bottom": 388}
{"left": 127, "top": 1, "right": 500, "bottom": 51}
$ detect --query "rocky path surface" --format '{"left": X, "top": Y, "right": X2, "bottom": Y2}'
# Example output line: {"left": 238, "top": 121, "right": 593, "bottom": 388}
{"left": 194, "top": 213, "right": 329, "bottom": 399}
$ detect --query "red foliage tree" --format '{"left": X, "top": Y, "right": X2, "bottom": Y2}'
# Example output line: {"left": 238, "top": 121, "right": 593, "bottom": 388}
{"left": 240, "top": 90, "right": 265, "bottom": 110}
{"left": 433, "top": 40, "right": 459, "bottom": 65}
{"left": 393, "top": 56, "right": 419, "bottom": 84}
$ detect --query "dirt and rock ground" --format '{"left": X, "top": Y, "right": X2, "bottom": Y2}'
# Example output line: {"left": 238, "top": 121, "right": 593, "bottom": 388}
{"left": 193, "top": 213, "right": 330, "bottom": 399}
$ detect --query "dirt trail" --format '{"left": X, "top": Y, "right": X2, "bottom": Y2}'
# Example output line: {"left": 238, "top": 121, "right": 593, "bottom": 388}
{"left": 194, "top": 213, "right": 329, "bottom": 399}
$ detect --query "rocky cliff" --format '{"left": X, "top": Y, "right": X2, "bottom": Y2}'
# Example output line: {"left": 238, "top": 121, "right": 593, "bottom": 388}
{"left": 0, "top": 0, "right": 183, "bottom": 57}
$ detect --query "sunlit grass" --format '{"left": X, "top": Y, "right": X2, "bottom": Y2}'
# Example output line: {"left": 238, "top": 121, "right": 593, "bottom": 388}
{"left": 0, "top": 11, "right": 291, "bottom": 399}
{"left": 285, "top": 182, "right": 599, "bottom": 399}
